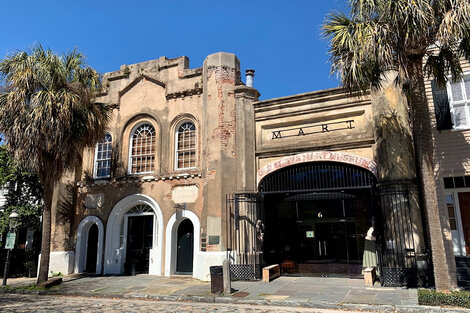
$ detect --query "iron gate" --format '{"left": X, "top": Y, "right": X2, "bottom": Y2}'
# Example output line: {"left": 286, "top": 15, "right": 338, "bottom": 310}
{"left": 225, "top": 192, "right": 263, "bottom": 280}
{"left": 377, "top": 182, "right": 418, "bottom": 287}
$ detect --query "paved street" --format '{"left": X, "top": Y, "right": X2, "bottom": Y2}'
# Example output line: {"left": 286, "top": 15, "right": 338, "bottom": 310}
{"left": 0, "top": 294, "right": 369, "bottom": 313}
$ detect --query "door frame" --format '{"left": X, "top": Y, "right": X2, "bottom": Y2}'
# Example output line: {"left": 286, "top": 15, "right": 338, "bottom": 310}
{"left": 75, "top": 215, "right": 104, "bottom": 275}
{"left": 164, "top": 210, "right": 200, "bottom": 278}
{"left": 445, "top": 188, "right": 469, "bottom": 256}
{"left": 104, "top": 194, "right": 164, "bottom": 275}
{"left": 122, "top": 212, "right": 156, "bottom": 273}
{"left": 176, "top": 219, "right": 194, "bottom": 274}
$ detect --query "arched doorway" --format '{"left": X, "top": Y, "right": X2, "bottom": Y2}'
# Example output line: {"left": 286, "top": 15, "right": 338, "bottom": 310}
{"left": 164, "top": 210, "right": 201, "bottom": 278}
{"left": 104, "top": 194, "right": 164, "bottom": 275}
{"left": 75, "top": 216, "right": 104, "bottom": 275}
{"left": 176, "top": 219, "right": 194, "bottom": 274}
{"left": 85, "top": 224, "right": 99, "bottom": 273}
{"left": 124, "top": 204, "right": 155, "bottom": 274}
{"left": 259, "top": 161, "right": 378, "bottom": 277}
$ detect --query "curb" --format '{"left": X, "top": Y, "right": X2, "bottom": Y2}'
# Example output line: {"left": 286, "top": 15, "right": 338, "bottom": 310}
{"left": 1, "top": 288, "right": 469, "bottom": 312}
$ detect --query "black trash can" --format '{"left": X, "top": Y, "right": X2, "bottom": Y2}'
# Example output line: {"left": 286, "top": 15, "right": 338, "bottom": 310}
{"left": 210, "top": 265, "right": 223, "bottom": 293}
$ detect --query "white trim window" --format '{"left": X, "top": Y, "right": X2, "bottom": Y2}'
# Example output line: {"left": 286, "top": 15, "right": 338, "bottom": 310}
{"left": 129, "top": 123, "right": 156, "bottom": 174}
{"left": 175, "top": 121, "right": 196, "bottom": 170}
{"left": 94, "top": 133, "right": 112, "bottom": 178}
{"left": 448, "top": 74, "right": 470, "bottom": 130}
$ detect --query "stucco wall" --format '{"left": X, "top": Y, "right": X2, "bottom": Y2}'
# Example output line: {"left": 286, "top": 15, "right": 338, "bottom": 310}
{"left": 50, "top": 52, "right": 257, "bottom": 279}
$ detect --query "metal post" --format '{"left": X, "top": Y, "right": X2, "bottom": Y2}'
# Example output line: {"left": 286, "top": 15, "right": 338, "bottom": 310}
{"left": 223, "top": 259, "right": 231, "bottom": 295}
{"left": 2, "top": 248, "right": 11, "bottom": 286}
{"left": 3, "top": 212, "right": 18, "bottom": 286}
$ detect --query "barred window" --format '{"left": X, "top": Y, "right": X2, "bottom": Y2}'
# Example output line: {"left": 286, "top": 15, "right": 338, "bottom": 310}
{"left": 175, "top": 121, "right": 196, "bottom": 169}
{"left": 130, "top": 124, "right": 156, "bottom": 174}
{"left": 94, "top": 133, "right": 112, "bottom": 178}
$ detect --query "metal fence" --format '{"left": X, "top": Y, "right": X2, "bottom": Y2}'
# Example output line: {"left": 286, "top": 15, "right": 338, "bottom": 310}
{"left": 225, "top": 192, "right": 263, "bottom": 280}
{"left": 377, "top": 182, "right": 418, "bottom": 287}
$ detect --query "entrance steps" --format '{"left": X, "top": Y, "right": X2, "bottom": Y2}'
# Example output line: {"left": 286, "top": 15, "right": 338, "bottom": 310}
{"left": 455, "top": 257, "right": 470, "bottom": 289}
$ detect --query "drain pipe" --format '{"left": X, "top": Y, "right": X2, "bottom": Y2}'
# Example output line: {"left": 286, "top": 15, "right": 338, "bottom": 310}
{"left": 246, "top": 69, "right": 255, "bottom": 87}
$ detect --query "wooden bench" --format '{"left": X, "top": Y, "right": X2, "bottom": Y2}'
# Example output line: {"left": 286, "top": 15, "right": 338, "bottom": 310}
{"left": 263, "top": 264, "right": 280, "bottom": 282}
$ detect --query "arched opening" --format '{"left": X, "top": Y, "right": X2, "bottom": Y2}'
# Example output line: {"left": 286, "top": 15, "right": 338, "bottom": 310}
{"left": 164, "top": 210, "right": 201, "bottom": 278}
{"left": 259, "top": 161, "right": 378, "bottom": 278}
{"left": 124, "top": 204, "right": 154, "bottom": 274}
{"left": 104, "top": 194, "right": 164, "bottom": 275}
{"left": 75, "top": 216, "right": 104, "bottom": 275}
{"left": 85, "top": 224, "right": 99, "bottom": 273}
{"left": 176, "top": 219, "right": 194, "bottom": 274}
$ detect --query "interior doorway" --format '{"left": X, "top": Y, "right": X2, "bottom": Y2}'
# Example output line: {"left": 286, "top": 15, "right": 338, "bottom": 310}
{"left": 125, "top": 215, "right": 154, "bottom": 274}
{"left": 85, "top": 224, "right": 99, "bottom": 273}
{"left": 176, "top": 219, "right": 194, "bottom": 274}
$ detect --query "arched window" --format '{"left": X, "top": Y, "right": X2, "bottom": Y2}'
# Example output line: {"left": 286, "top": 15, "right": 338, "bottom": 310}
{"left": 175, "top": 121, "right": 196, "bottom": 169}
{"left": 129, "top": 123, "right": 156, "bottom": 174}
{"left": 94, "top": 133, "right": 112, "bottom": 178}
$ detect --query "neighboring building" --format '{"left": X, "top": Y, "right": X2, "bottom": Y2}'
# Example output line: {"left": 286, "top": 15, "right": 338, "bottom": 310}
{"left": 427, "top": 54, "right": 470, "bottom": 288}
{"left": 48, "top": 52, "right": 429, "bottom": 285}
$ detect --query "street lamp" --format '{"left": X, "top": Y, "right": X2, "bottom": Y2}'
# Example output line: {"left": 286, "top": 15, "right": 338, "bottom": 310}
{"left": 3, "top": 211, "right": 19, "bottom": 286}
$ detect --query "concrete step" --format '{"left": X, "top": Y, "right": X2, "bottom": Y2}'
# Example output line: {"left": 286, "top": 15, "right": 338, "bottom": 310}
{"left": 457, "top": 267, "right": 470, "bottom": 275}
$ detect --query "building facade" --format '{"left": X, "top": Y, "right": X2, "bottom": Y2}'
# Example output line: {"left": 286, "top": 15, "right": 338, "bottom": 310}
{"left": 427, "top": 54, "right": 470, "bottom": 288}
{"left": 48, "top": 52, "right": 434, "bottom": 285}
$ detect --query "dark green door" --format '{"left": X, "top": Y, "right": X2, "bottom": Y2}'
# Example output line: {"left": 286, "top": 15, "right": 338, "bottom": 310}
{"left": 125, "top": 215, "right": 153, "bottom": 274}
{"left": 176, "top": 219, "right": 194, "bottom": 274}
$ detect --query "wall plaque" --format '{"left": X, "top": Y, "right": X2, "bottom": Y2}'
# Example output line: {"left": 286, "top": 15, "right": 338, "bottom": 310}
{"left": 84, "top": 193, "right": 104, "bottom": 209}
{"left": 172, "top": 185, "right": 198, "bottom": 204}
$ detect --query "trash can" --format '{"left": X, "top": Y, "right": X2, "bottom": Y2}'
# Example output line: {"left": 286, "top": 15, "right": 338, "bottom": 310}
{"left": 210, "top": 265, "right": 223, "bottom": 293}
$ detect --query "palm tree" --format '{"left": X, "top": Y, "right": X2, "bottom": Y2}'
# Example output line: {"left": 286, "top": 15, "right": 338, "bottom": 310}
{"left": 323, "top": 0, "right": 469, "bottom": 291}
{"left": 0, "top": 45, "right": 110, "bottom": 284}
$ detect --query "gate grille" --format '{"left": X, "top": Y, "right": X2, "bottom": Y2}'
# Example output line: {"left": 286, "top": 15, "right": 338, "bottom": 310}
{"left": 226, "top": 192, "right": 262, "bottom": 280}
{"left": 377, "top": 182, "right": 418, "bottom": 287}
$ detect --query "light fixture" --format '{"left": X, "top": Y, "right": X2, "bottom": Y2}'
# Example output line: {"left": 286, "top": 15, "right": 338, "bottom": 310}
{"left": 9, "top": 211, "right": 19, "bottom": 230}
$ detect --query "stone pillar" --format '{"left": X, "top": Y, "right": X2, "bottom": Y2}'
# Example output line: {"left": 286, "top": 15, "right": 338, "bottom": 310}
{"left": 234, "top": 85, "right": 260, "bottom": 192}
{"left": 371, "top": 72, "right": 428, "bottom": 285}
{"left": 202, "top": 52, "right": 241, "bottom": 252}
{"left": 372, "top": 72, "right": 425, "bottom": 253}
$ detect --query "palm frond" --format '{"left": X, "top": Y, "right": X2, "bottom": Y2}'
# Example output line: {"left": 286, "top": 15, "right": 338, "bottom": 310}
{"left": 0, "top": 44, "right": 110, "bottom": 182}
{"left": 324, "top": 0, "right": 470, "bottom": 94}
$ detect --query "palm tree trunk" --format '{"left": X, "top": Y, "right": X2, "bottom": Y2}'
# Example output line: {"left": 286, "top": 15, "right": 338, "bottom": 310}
{"left": 36, "top": 178, "right": 54, "bottom": 284}
{"left": 409, "top": 59, "right": 457, "bottom": 291}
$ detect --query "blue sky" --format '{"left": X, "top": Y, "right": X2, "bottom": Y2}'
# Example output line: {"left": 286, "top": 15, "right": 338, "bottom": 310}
{"left": 0, "top": 1, "right": 348, "bottom": 100}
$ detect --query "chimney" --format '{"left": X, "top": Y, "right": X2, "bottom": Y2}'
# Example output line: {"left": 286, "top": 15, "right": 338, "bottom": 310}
{"left": 245, "top": 69, "right": 255, "bottom": 87}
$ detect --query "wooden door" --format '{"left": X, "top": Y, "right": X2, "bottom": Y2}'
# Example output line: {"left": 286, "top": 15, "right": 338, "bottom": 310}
{"left": 458, "top": 192, "right": 470, "bottom": 255}
{"left": 125, "top": 215, "right": 153, "bottom": 274}
{"left": 176, "top": 219, "right": 194, "bottom": 274}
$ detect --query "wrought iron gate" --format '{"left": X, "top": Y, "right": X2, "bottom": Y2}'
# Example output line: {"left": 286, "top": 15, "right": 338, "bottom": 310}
{"left": 377, "top": 182, "right": 418, "bottom": 287}
{"left": 225, "top": 192, "right": 263, "bottom": 280}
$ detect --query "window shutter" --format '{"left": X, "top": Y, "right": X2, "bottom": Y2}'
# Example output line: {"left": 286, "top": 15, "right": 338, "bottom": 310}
{"left": 431, "top": 80, "right": 453, "bottom": 130}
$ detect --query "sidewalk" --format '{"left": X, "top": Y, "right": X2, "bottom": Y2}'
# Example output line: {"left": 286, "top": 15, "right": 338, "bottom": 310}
{"left": 0, "top": 274, "right": 466, "bottom": 312}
